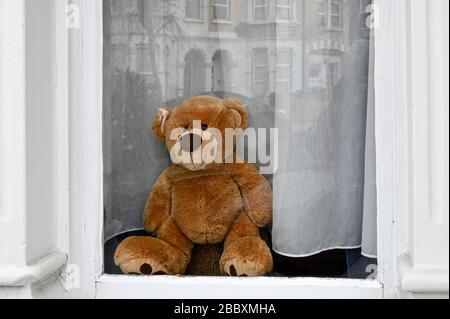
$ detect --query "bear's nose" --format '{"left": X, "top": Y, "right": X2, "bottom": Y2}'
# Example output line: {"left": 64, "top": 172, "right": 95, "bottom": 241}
{"left": 181, "top": 133, "right": 202, "bottom": 153}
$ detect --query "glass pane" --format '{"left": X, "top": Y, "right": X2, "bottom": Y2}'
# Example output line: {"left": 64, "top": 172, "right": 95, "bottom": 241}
{"left": 254, "top": 82, "right": 268, "bottom": 97}
{"left": 254, "top": 50, "right": 268, "bottom": 65}
{"left": 277, "top": 0, "right": 291, "bottom": 6}
{"left": 331, "top": 15, "right": 340, "bottom": 27}
{"left": 277, "top": 8, "right": 290, "bottom": 20}
{"left": 276, "top": 66, "right": 290, "bottom": 80}
{"left": 254, "top": 67, "right": 268, "bottom": 80}
{"left": 255, "top": 7, "right": 267, "bottom": 20}
{"left": 213, "top": 6, "right": 228, "bottom": 20}
{"left": 316, "top": 1, "right": 326, "bottom": 13}
{"left": 186, "top": 0, "right": 201, "bottom": 19}
{"left": 277, "top": 51, "right": 291, "bottom": 64}
{"left": 103, "top": 0, "right": 377, "bottom": 280}
{"left": 331, "top": 3, "right": 341, "bottom": 14}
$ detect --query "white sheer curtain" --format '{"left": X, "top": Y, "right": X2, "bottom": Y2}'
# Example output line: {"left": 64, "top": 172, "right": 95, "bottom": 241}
{"left": 272, "top": 18, "right": 376, "bottom": 258}
{"left": 103, "top": 0, "right": 377, "bottom": 259}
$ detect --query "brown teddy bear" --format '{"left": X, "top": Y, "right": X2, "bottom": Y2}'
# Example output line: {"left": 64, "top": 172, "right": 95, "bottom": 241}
{"left": 114, "top": 96, "right": 273, "bottom": 277}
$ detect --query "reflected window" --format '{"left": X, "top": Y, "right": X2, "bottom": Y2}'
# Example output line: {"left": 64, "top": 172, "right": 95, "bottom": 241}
{"left": 112, "top": 46, "right": 127, "bottom": 70}
{"left": 309, "top": 64, "right": 322, "bottom": 83}
{"left": 326, "top": 62, "right": 339, "bottom": 86}
{"left": 186, "top": 0, "right": 203, "bottom": 20}
{"left": 252, "top": 48, "right": 269, "bottom": 97}
{"left": 213, "top": 0, "right": 230, "bottom": 21}
{"left": 315, "top": 0, "right": 342, "bottom": 30}
{"left": 136, "top": 45, "right": 151, "bottom": 75}
{"left": 276, "top": 0, "right": 293, "bottom": 21}
{"left": 329, "top": 0, "right": 342, "bottom": 28}
{"left": 253, "top": 0, "right": 268, "bottom": 21}
{"left": 276, "top": 49, "right": 292, "bottom": 94}
{"left": 315, "top": 0, "right": 327, "bottom": 28}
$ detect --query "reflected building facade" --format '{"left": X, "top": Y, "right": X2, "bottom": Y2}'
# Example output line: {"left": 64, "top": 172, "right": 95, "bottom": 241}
{"left": 105, "top": 0, "right": 371, "bottom": 104}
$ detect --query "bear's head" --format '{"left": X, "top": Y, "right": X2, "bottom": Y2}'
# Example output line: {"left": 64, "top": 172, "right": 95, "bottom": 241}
{"left": 152, "top": 96, "right": 248, "bottom": 171}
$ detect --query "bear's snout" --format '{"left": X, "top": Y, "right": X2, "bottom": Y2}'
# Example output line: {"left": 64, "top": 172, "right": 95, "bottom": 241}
{"left": 181, "top": 133, "right": 202, "bottom": 153}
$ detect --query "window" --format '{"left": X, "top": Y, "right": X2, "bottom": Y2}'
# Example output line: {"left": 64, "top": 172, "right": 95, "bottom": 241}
{"left": 315, "top": 0, "right": 342, "bottom": 30}
{"left": 253, "top": 0, "right": 268, "bottom": 21}
{"left": 111, "top": 46, "right": 127, "bottom": 70}
{"left": 100, "top": 0, "right": 378, "bottom": 296}
{"left": 252, "top": 49, "right": 269, "bottom": 97}
{"left": 136, "top": 45, "right": 151, "bottom": 74}
{"left": 276, "top": 0, "right": 292, "bottom": 21}
{"left": 276, "top": 49, "right": 292, "bottom": 94}
{"left": 186, "top": 0, "right": 203, "bottom": 20}
{"left": 329, "top": 0, "right": 342, "bottom": 29}
{"left": 309, "top": 63, "right": 322, "bottom": 81}
{"left": 326, "top": 62, "right": 339, "bottom": 86}
{"left": 213, "top": 0, "right": 230, "bottom": 21}
{"left": 315, "top": 0, "right": 327, "bottom": 28}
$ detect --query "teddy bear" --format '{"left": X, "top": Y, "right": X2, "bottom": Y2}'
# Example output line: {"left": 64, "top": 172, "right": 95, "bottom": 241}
{"left": 114, "top": 96, "right": 273, "bottom": 277}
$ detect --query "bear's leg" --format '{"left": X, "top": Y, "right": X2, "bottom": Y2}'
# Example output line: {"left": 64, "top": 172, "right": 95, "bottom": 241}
{"left": 220, "top": 212, "right": 273, "bottom": 277}
{"left": 114, "top": 218, "right": 193, "bottom": 275}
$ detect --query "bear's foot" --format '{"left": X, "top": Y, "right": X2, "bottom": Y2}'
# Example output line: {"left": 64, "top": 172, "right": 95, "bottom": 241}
{"left": 220, "top": 237, "right": 273, "bottom": 277}
{"left": 114, "top": 236, "right": 189, "bottom": 275}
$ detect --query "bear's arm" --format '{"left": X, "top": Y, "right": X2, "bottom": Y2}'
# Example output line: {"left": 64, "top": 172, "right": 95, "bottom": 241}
{"left": 230, "top": 163, "right": 273, "bottom": 228}
{"left": 143, "top": 167, "right": 174, "bottom": 233}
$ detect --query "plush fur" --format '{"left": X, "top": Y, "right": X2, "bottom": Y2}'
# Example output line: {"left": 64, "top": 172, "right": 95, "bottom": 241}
{"left": 114, "top": 96, "right": 273, "bottom": 276}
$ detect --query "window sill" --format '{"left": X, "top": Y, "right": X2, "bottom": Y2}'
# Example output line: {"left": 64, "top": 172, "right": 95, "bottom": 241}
{"left": 212, "top": 20, "right": 233, "bottom": 25}
{"left": 95, "top": 274, "right": 382, "bottom": 299}
{"left": 184, "top": 18, "right": 206, "bottom": 24}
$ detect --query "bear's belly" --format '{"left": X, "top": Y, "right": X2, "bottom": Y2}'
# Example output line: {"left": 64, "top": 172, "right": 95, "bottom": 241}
{"left": 171, "top": 175, "right": 243, "bottom": 244}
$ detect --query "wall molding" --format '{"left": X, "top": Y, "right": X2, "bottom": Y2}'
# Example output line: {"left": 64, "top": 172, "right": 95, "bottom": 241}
{"left": 398, "top": 254, "right": 449, "bottom": 294}
{"left": 0, "top": 251, "right": 67, "bottom": 287}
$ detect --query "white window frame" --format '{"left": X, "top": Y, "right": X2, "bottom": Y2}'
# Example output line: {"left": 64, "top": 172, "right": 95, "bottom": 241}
{"left": 67, "top": 0, "right": 384, "bottom": 299}
{"left": 135, "top": 44, "right": 151, "bottom": 75}
{"left": 253, "top": 0, "right": 269, "bottom": 22}
{"left": 252, "top": 48, "right": 269, "bottom": 97}
{"left": 275, "top": 48, "right": 292, "bottom": 93}
{"left": 185, "top": 0, "right": 203, "bottom": 21}
{"left": 328, "top": 0, "right": 342, "bottom": 29}
{"left": 326, "top": 62, "right": 337, "bottom": 85}
{"left": 315, "top": 0, "right": 343, "bottom": 31}
{"left": 276, "top": 0, "right": 293, "bottom": 22}
{"left": 315, "top": 0, "right": 327, "bottom": 29}
{"left": 309, "top": 63, "right": 322, "bottom": 82}
{"left": 212, "top": 0, "right": 230, "bottom": 22}
{"left": 58, "top": 0, "right": 449, "bottom": 299}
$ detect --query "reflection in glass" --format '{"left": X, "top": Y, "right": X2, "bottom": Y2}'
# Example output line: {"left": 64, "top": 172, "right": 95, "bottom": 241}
{"left": 103, "top": 0, "right": 376, "bottom": 277}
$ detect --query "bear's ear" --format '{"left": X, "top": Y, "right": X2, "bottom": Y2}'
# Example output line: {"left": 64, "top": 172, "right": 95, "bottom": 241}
{"left": 224, "top": 98, "right": 248, "bottom": 130}
{"left": 152, "top": 108, "right": 171, "bottom": 142}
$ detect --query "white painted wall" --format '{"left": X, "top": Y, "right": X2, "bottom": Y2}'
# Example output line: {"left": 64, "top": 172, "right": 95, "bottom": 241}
{"left": 25, "top": 0, "right": 58, "bottom": 264}
{"left": 375, "top": 0, "right": 449, "bottom": 299}
{"left": 0, "top": 0, "right": 66, "bottom": 296}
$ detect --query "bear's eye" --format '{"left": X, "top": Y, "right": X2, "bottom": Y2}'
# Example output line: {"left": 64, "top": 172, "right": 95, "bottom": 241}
{"left": 184, "top": 125, "right": 189, "bottom": 130}
{"left": 201, "top": 124, "right": 208, "bottom": 131}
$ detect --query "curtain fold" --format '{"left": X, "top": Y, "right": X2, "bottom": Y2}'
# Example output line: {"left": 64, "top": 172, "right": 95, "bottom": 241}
{"left": 272, "top": 14, "right": 376, "bottom": 258}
